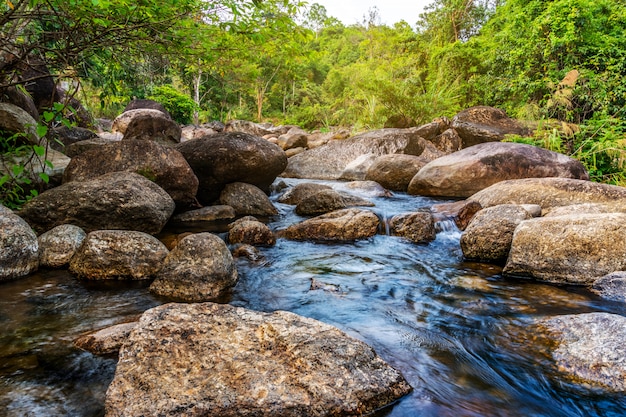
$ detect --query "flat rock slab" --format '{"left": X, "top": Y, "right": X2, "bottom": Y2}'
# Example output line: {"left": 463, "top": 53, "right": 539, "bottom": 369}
{"left": 105, "top": 303, "right": 411, "bottom": 417}
{"left": 539, "top": 313, "right": 626, "bottom": 392}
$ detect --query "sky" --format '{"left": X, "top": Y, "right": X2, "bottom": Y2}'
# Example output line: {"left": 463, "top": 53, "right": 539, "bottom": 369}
{"left": 308, "top": 0, "right": 432, "bottom": 26}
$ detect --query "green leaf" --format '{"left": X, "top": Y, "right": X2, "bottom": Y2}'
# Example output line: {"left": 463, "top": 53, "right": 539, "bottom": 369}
{"left": 38, "top": 172, "right": 50, "bottom": 183}
{"left": 33, "top": 145, "right": 46, "bottom": 157}
{"left": 36, "top": 124, "right": 48, "bottom": 138}
{"left": 42, "top": 111, "right": 55, "bottom": 122}
{"left": 45, "top": 159, "right": 54, "bottom": 169}
{"left": 11, "top": 165, "right": 24, "bottom": 176}
{"left": 0, "top": 175, "right": 10, "bottom": 187}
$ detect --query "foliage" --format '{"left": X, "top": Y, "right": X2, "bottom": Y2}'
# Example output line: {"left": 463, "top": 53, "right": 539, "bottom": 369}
{"left": 148, "top": 85, "right": 197, "bottom": 124}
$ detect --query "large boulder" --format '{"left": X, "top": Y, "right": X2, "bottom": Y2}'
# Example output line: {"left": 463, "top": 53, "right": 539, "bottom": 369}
{"left": 538, "top": 313, "right": 626, "bottom": 392}
{"left": 504, "top": 213, "right": 626, "bottom": 284}
{"left": 224, "top": 119, "right": 276, "bottom": 136}
{"left": 171, "top": 205, "right": 236, "bottom": 223}
{"left": 50, "top": 126, "right": 98, "bottom": 153}
{"left": 460, "top": 205, "right": 532, "bottom": 263}
{"left": 62, "top": 140, "right": 199, "bottom": 209}
{"left": 282, "top": 127, "right": 442, "bottom": 180}
{"left": 112, "top": 109, "right": 172, "bottom": 135}
{"left": 0, "top": 86, "right": 39, "bottom": 120}
{"left": 451, "top": 106, "right": 532, "bottom": 148}
{"left": 218, "top": 182, "right": 278, "bottom": 217}
{"left": 389, "top": 211, "right": 436, "bottom": 244}
{"left": 175, "top": 132, "right": 287, "bottom": 204}
{"left": 0, "top": 209, "right": 39, "bottom": 281}
{"left": 123, "top": 99, "right": 171, "bottom": 118}
{"left": 366, "top": 154, "right": 430, "bottom": 191}
{"left": 38, "top": 224, "right": 86, "bottom": 268}
{"left": 0, "top": 102, "right": 39, "bottom": 144}
{"left": 122, "top": 112, "right": 182, "bottom": 145}
{"left": 278, "top": 182, "right": 332, "bottom": 205}
{"left": 18, "top": 171, "right": 175, "bottom": 234}
{"left": 282, "top": 208, "right": 380, "bottom": 242}
{"left": 105, "top": 302, "right": 411, "bottom": 417}
{"left": 295, "top": 189, "right": 374, "bottom": 216}
{"left": 408, "top": 142, "right": 589, "bottom": 198}
{"left": 149, "top": 233, "right": 238, "bottom": 302}
{"left": 69, "top": 230, "right": 169, "bottom": 280}
{"left": 469, "top": 178, "right": 626, "bottom": 210}
{"left": 592, "top": 272, "right": 626, "bottom": 302}
{"left": 227, "top": 217, "right": 276, "bottom": 246}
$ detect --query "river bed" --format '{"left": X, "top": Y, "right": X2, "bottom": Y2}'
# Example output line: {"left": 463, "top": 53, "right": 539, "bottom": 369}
{"left": 1, "top": 179, "right": 625, "bottom": 416}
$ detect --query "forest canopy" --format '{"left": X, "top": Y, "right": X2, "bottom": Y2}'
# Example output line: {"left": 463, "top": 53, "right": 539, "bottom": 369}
{"left": 2, "top": 0, "right": 626, "bottom": 184}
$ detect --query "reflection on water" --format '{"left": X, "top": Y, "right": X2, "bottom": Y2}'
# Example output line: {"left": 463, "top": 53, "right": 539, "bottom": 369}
{"left": 1, "top": 178, "right": 626, "bottom": 416}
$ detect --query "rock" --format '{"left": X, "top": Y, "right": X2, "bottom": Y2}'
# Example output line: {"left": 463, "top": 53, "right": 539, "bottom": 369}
{"left": 365, "top": 154, "right": 430, "bottom": 191}
{"left": 282, "top": 127, "right": 440, "bottom": 180}
{"left": 469, "top": 178, "right": 626, "bottom": 210}
{"left": 18, "top": 171, "right": 175, "bottom": 234}
{"left": 231, "top": 243, "right": 263, "bottom": 262}
{"left": 0, "top": 102, "right": 39, "bottom": 144}
{"left": 122, "top": 113, "right": 182, "bottom": 145}
{"left": 282, "top": 208, "right": 380, "bottom": 242}
{"left": 339, "top": 153, "right": 378, "bottom": 181}
{"left": 306, "top": 129, "right": 350, "bottom": 149}
{"left": 112, "top": 109, "right": 173, "bottom": 135}
{"left": 0, "top": 86, "right": 39, "bottom": 121}
{"left": 504, "top": 213, "right": 626, "bottom": 284}
{"left": 171, "top": 205, "right": 236, "bottom": 223}
{"left": 74, "top": 322, "right": 138, "bottom": 356}
{"left": 451, "top": 106, "right": 532, "bottom": 148}
{"left": 69, "top": 230, "right": 169, "bottom": 280}
{"left": 389, "top": 211, "right": 436, "bottom": 244}
{"left": 460, "top": 205, "right": 532, "bottom": 263}
{"left": 176, "top": 132, "right": 287, "bottom": 204}
{"left": 0, "top": 210, "right": 39, "bottom": 281}
{"left": 38, "top": 224, "right": 86, "bottom": 268}
{"left": 149, "top": 233, "right": 238, "bottom": 302}
{"left": 285, "top": 147, "right": 306, "bottom": 157}
{"left": 219, "top": 182, "right": 278, "bottom": 217}
{"left": 202, "top": 121, "right": 225, "bottom": 132}
{"left": 65, "top": 137, "right": 118, "bottom": 157}
{"left": 277, "top": 128, "right": 308, "bottom": 150}
{"left": 62, "top": 140, "right": 199, "bottom": 209}
{"left": 538, "top": 312, "right": 626, "bottom": 392}
{"left": 295, "top": 189, "right": 374, "bottom": 216}
{"left": 123, "top": 99, "right": 171, "bottom": 118}
{"left": 49, "top": 126, "right": 98, "bottom": 153}
{"left": 543, "top": 203, "right": 626, "bottom": 217}
{"left": 105, "top": 302, "right": 411, "bottom": 417}
{"left": 278, "top": 183, "right": 332, "bottom": 205}
{"left": 384, "top": 114, "right": 416, "bottom": 128}
{"left": 224, "top": 119, "right": 275, "bottom": 136}
{"left": 408, "top": 142, "right": 589, "bottom": 198}
{"left": 430, "top": 128, "right": 463, "bottom": 153}
{"left": 180, "top": 125, "right": 217, "bottom": 142}
{"left": 337, "top": 180, "right": 393, "bottom": 198}
{"left": 431, "top": 200, "right": 482, "bottom": 231}
{"left": 227, "top": 217, "right": 276, "bottom": 246}
{"left": 591, "top": 272, "right": 626, "bottom": 302}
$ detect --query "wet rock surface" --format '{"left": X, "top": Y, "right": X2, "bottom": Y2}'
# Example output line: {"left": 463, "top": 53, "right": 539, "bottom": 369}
{"left": 105, "top": 302, "right": 412, "bottom": 417}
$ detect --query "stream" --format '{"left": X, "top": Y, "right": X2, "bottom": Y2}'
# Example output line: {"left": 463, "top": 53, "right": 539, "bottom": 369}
{"left": 1, "top": 178, "right": 626, "bottom": 416}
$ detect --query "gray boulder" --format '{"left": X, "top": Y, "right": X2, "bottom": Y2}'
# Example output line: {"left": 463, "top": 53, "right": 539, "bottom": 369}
{"left": 366, "top": 154, "right": 430, "bottom": 191}
{"left": 227, "top": 217, "right": 276, "bottom": 246}
{"left": 0, "top": 210, "right": 39, "bottom": 281}
{"left": 123, "top": 99, "right": 171, "bottom": 118}
{"left": 112, "top": 109, "right": 171, "bottom": 135}
{"left": 149, "top": 233, "right": 238, "bottom": 302}
{"left": 219, "top": 182, "right": 278, "bottom": 217}
{"left": 122, "top": 112, "right": 182, "bottom": 145}
{"left": 104, "top": 302, "right": 411, "bottom": 417}
{"left": 282, "top": 208, "right": 380, "bottom": 242}
{"left": 538, "top": 313, "right": 626, "bottom": 392}
{"left": 282, "top": 127, "right": 441, "bottom": 180}
{"left": 63, "top": 140, "right": 199, "bottom": 209}
{"left": 69, "top": 230, "right": 168, "bottom": 280}
{"left": 295, "top": 189, "right": 374, "bottom": 216}
{"left": 176, "top": 132, "right": 287, "bottom": 204}
{"left": 389, "top": 211, "right": 436, "bottom": 244}
{"left": 469, "top": 178, "right": 626, "bottom": 210}
{"left": 591, "top": 272, "right": 626, "bottom": 302}
{"left": 408, "top": 142, "right": 589, "bottom": 198}
{"left": 451, "top": 106, "right": 532, "bottom": 148}
{"left": 460, "top": 205, "right": 532, "bottom": 263}
{"left": 278, "top": 182, "right": 332, "bottom": 205}
{"left": 504, "top": 213, "right": 626, "bottom": 284}
{"left": 19, "top": 171, "right": 175, "bottom": 234}
{"left": 171, "top": 205, "right": 236, "bottom": 223}
{"left": 38, "top": 224, "right": 86, "bottom": 268}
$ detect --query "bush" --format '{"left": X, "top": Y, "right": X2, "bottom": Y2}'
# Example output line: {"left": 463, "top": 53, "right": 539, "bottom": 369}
{"left": 148, "top": 85, "right": 197, "bottom": 124}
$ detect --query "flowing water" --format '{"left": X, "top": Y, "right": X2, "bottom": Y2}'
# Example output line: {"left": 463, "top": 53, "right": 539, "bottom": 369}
{"left": 1, "top": 178, "right": 626, "bottom": 417}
